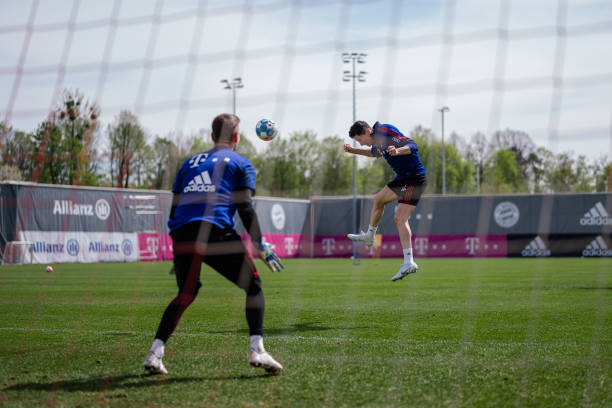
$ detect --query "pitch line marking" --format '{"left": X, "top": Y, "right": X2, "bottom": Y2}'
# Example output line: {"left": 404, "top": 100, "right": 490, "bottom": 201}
{"left": 0, "top": 327, "right": 601, "bottom": 348}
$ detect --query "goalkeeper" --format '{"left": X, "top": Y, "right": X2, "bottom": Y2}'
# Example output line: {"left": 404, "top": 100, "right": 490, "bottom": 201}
{"left": 143, "top": 113, "right": 284, "bottom": 376}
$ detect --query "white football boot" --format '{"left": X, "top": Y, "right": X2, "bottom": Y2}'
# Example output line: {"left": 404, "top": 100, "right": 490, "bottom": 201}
{"left": 347, "top": 230, "right": 375, "bottom": 247}
{"left": 249, "top": 350, "right": 283, "bottom": 375}
{"left": 143, "top": 351, "right": 168, "bottom": 375}
{"left": 391, "top": 262, "right": 418, "bottom": 281}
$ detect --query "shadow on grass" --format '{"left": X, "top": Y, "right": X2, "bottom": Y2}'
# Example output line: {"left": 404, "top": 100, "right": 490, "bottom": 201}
{"left": 4, "top": 372, "right": 269, "bottom": 393}
{"left": 208, "top": 320, "right": 372, "bottom": 335}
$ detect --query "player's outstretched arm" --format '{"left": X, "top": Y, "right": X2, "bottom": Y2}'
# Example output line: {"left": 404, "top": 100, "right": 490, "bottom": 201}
{"left": 344, "top": 144, "right": 373, "bottom": 157}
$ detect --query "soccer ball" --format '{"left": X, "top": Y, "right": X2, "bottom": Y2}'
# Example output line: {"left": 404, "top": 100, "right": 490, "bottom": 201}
{"left": 45, "top": 265, "right": 53, "bottom": 273}
{"left": 255, "top": 118, "right": 279, "bottom": 141}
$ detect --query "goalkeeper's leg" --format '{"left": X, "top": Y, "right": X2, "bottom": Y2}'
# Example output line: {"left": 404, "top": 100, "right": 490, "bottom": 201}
{"left": 204, "top": 229, "right": 282, "bottom": 374}
{"left": 144, "top": 223, "right": 204, "bottom": 374}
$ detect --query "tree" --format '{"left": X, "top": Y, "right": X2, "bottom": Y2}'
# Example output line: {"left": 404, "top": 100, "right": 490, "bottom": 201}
{"left": 313, "top": 135, "right": 352, "bottom": 195}
{"left": 545, "top": 152, "right": 578, "bottom": 193}
{"left": 55, "top": 89, "right": 101, "bottom": 185}
{"left": 0, "top": 164, "right": 24, "bottom": 181}
{"left": 574, "top": 155, "right": 595, "bottom": 192}
{"left": 592, "top": 155, "right": 611, "bottom": 192}
{"left": 1, "top": 123, "right": 35, "bottom": 180}
{"left": 490, "top": 128, "right": 536, "bottom": 188}
{"left": 408, "top": 126, "right": 475, "bottom": 194}
{"left": 132, "top": 142, "right": 154, "bottom": 187}
{"left": 426, "top": 142, "right": 475, "bottom": 194}
{"left": 530, "top": 147, "right": 553, "bottom": 193}
{"left": 466, "top": 131, "right": 490, "bottom": 193}
{"left": 449, "top": 131, "right": 469, "bottom": 158}
{"left": 257, "top": 131, "right": 319, "bottom": 198}
{"left": 151, "top": 136, "right": 179, "bottom": 190}
{"left": 482, "top": 149, "right": 524, "bottom": 193}
{"left": 31, "top": 120, "right": 65, "bottom": 184}
{"left": 108, "top": 110, "right": 146, "bottom": 188}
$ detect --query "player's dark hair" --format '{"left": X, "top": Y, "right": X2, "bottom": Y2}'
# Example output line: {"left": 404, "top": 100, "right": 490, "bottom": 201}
{"left": 348, "top": 120, "right": 371, "bottom": 138}
{"left": 211, "top": 113, "right": 240, "bottom": 144}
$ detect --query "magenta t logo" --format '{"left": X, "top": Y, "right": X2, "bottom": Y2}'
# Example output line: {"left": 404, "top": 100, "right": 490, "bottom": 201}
{"left": 322, "top": 238, "right": 336, "bottom": 255}
{"left": 284, "top": 237, "right": 297, "bottom": 255}
{"left": 414, "top": 237, "right": 429, "bottom": 255}
{"left": 465, "top": 237, "right": 480, "bottom": 255}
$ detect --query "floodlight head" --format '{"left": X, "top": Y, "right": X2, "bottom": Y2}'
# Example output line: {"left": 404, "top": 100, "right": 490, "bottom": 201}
{"left": 233, "top": 77, "right": 242, "bottom": 83}
{"left": 358, "top": 53, "right": 367, "bottom": 63}
{"left": 440, "top": 106, "right": 450, "bottom": 113}
{"left": 342, "top": 52, "right": 350, "bottom": 63}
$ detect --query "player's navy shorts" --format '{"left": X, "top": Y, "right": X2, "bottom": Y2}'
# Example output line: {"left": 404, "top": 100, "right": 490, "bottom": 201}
{"left": 387, "top": 173, "right": 427, "bottom": 205}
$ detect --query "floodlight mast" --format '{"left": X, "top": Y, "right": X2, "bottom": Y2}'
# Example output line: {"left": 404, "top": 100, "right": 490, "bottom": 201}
{"left": 342, "top": 52, "right": 367, "bottom": 264}
{"left": 220, "top": 77, "right": 244, "bottom": 115}
{"left": 439, "top": 106, "right": 450, "bottom": 195}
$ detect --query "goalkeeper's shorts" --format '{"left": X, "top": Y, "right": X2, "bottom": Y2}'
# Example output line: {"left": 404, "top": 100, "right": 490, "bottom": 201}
{"left": 170, "top": 221, "right": 261, "bottom": 294}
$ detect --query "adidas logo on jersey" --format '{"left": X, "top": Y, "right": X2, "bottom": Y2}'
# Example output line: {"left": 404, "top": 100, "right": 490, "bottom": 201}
{"left": 521, "top": 235, "right": 551, "bottom": 257}
{"left": 579, "top": 202, "right": 611, "bottom": 226}
{"left": 582, "top": 235, "right": 612, "bottom": 257}
{"left": 183, "top": 171, "right": 216, "bottom": 193}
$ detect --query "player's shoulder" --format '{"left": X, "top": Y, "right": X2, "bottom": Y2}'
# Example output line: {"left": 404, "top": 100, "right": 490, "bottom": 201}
{"left": 379, "top": 122, "right": 402, "bottom": 133}
{"left": 220, "top": 149, "right": 255, "bottom": 174}
{"left": 180, "top": 150, "right": 209, "bottom": 171}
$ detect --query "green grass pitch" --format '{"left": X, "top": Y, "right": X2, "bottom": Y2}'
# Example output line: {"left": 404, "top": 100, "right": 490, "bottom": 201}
{"left": 0, "top": 258, "right": 610, "bottom": 407}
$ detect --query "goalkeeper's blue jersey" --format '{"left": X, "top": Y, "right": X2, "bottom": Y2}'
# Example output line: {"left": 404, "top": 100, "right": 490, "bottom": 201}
{"left": 369, "top": 121, "right": 426, "bottom": 179}
{"left": 168, "top": 146, "right": 256, "bottom": 232}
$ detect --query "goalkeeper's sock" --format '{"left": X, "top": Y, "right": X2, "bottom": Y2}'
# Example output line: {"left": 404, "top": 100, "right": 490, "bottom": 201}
{"left": 250, "top": 335, "right": 264, "bottom": 353}
{"left": 150, "top": 339, "right": 165, "bottom": 359}
{"left": 403, "top": 248, "right": 414, "bottom": 264}
{"left": 367, "top": 225, "right": 378, "bottom": 238}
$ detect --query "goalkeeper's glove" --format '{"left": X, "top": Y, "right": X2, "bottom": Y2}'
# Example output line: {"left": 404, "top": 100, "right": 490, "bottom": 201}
{"left": 258, "top": 239, "right": 284, "bottom": 272}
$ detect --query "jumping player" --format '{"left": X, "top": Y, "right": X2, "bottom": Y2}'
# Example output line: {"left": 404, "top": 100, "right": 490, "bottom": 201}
{"left": 344, "top": 121, "right": 427, "bottom": 281}
{"left": 143, "top": 113, "right": 284, "bottom": 375}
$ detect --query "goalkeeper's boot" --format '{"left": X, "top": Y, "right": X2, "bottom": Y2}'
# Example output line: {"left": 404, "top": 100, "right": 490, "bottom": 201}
{"left": 143, "top": 351, "right": 168, "bottom": 375}
{"left": 347, "top": 230, "right": 375, "bottom": 247}
{"left": 391, "top": 262, "right": 418, "bottom": 281}
{"left": 249, "top": 349, "right": 283, "bottom": 375}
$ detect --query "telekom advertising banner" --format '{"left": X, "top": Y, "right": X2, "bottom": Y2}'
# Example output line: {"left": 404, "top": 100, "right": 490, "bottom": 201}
{"left": 1, "top": 182, "right": 610, "bottom": 263}
{"left": 311, "top": 234, "right": 507, "bottom": 258}
{"left": 137, "top": 232, "right": 173, "bottom": 261}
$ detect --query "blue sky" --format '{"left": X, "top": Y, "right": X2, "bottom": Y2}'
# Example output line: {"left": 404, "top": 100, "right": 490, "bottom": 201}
{"left": 1, "top": 0, "right": 611, "bottom": 161}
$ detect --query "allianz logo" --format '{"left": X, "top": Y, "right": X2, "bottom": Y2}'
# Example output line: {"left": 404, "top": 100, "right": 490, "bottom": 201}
{"left": 582, "top": 236, "right": 612, "bottom": 257}
{"left": 183, "top": 170, "right": 216, "bottom": 193}
{"left": 184, "top": 170, "right": 216, "bottom": 193}
{"left": 580, "top": 202, "right": 611, "bottom": 226}
{"left": 521, "top": 236, "right": 551, "bottom": 257}
{"left": 53, "top": 199, "right": 110, "bottom": 220}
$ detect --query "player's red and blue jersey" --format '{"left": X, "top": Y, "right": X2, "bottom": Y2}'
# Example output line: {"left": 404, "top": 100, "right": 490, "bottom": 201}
{"left": 168, "top": 146, "right": 256, "bottom": 232}
{"left": 370, "top": 121, "right": 426, "bottom": 179}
